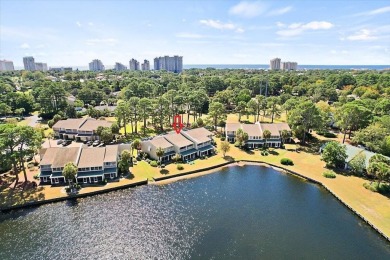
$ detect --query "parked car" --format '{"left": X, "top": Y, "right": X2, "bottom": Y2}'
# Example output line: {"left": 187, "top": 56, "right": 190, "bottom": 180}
{"left": 92, "top": 140, "right": 100, "bottom": 147}
{"left": 97, "top": 143, "right": 105, "bottom": 147}
{"left": 62, "top": 140, "right": 72, "bottom": 146}
{"left": 86, "top": 141, "right": 93, "bottom": 146}
{"left": 57, "top": 139, "right": 64, "bottom": 145}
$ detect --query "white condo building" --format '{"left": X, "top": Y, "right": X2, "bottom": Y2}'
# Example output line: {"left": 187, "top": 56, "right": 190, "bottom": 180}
{"left": 0, "top": 60, "right": 15, "bottom": 71}
{"left": 141, "top": 60, "right": 150, "bottom": 71}
{"left": 129, "top": 59, "right": 140, "bottom": 71}
{"left": 23, "top": 56, "right": 36, "bottom": 71}
{"left": 153, "top": 55, "right": 183, "bottom": 73}
{"left": 114, "top": 62, "right": 127, "bottom": 71}
{"left": 270, "top": 58, "right": 281, "bottom": 70}
{"left": 282, "top": 62, "right": 298, "bottom": 71}
{"left": 35, "top": 62, "right": 48, "bottom": 72}
{"left": 89, "top": 59, "right": 105, "bottom": 71}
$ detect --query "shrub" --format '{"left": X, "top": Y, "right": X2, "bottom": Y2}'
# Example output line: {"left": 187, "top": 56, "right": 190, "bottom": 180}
{"left": 150, "top": 161, "right": 158, "bottom": 167}
{"left": 261, "top": 151, "right": 269, "bottom": 156}
{"left": 220, "top": 137, "right": 226, "bottom": 141}
{"left": 281, "top": 158, "right": 294, "bottom": 165}
{"left": 177, "top": 164, "right": 184, "bottom": 170}
{"left": 33, "top": 174, "right": 39, "bottom": 180}
{"left": 65, "top": 187, "right": 71, "bottom": 193}
{"left": 323, "top": 132, "right": 337, "bottom": 138}
{"left": 322, "top": 171, "right": 336, "bottom": 178}
{"left": 363, "top": 182, "right": 390, "bottom": 194}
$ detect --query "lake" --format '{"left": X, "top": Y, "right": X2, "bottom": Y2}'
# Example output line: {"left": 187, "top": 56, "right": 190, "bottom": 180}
{"left": 0, "top": 165, "right": 389, "bottom": 259}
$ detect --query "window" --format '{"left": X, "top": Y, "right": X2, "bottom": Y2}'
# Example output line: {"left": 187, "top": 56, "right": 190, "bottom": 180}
{"left": 110, "top": 173, "right": 114, "bottom": 179}
{"left": 93, "top": 177, "right": 98, "bottom": 183}
{"left": 43, "top": 176, "right": 47, "bottom": 182}
{"left": 83, "top": 178, "right": 88, "bottom": 183}
{"left": 54, "top": 178, "right": 59, "bottom": 184}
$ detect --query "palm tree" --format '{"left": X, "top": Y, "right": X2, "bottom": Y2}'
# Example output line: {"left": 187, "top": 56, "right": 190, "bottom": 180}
{"left": 47, "top": 131, "right": 54, "bottom": 148}
{"left": 132, "top": 139, "right": 141, "bottom": 156}
{"left": 156, "top": 147, "right": 165, "bottom": 168}
{"left": 263, "top": 130, "right": 271, "bottom": 149}
{"left": 281, "top": 129, "right": 290, "bottom": 144}
{"left": 367, "top": 161, "right": 390, "bottom": 186}
{"left": 62, "top": 162, "right": 77, "bottom": 190}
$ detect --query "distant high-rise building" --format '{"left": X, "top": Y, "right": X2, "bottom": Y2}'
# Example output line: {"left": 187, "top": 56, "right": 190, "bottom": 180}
{"left": 153, "top": 55, "right": 183, "bottom": 73}
{"left": 23, "top": 56, "right": 36, "bottom": 71}
{"left": 114, "top": 62, "right": 127, "bottom": 71}
{"left": 141, "top": 60, "right": 150, "bottom": 71}
{"left": 282, "top": 61, "right": 298, "bottom": 71}
{"left": 270, "top": 58, "right": 281, "bottom": 70}
{"left": 89, "top": 59, "right": 105, "bottom": 71}
{"left": 35, "top": 62, "right": 48, "bottom": 72}
{"left": 0, "top": 60, "right": 15, "bottom": 71}
{"left": 129, "top": 58, "right": 140, "bottom": 71}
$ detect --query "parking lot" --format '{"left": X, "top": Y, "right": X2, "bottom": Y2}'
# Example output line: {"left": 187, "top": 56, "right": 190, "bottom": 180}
{"left": 41, "top": 139, "right": 83, "bottom": 149}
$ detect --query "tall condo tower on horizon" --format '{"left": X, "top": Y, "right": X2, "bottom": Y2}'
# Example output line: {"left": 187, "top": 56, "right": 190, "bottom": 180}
{"left": 89, "top": 59, "right": 105, "bottom": 71}
{"left": 0, "top": 60, "right": 15, "bottom": 71}
{"left": 114, "top": 62, "right": 127, "bottom": 71}
{"left": 141, "top": 60, "right": 150, "bottom": 71}
{"left": 270, "top": 58, "right": 281, "bottom": 70}
{"left": 23, "top": 56, "right": 36, "bottom": 71}
{"left": 153, "top": 55, "right": 183, "bottom": 73}
{"left": 129, "top": 58, "right": 140, "bottom": 71}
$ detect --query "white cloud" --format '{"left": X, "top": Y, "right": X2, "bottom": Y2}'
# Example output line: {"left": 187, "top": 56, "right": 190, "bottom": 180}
{"left": 346, "top": 29, "right": 378, "bottom": 41}
{"left": 229, "top": 1, "right": 267, "bottom": 18}
{"left": 355, "top": 6, "right": 390, "bottom": 16}
{"left": 276, "top": 22, "right": 286, "bottom": 28}
{"left": 176, "top": 33, "right": 205, "bottom": 39}
{"left": 276, "top": 21, "right": 334, "bottom": 37}
{"left": 20, "top": 43, "right": 30, "bottom": 49}
{"left": 199, "top": 19, "right": 244, "bottom": 33}
{"left": 76, "top": 21, "right": 81, "bottom": 27}
{"left": 88, "top": 22, "right": 94, "bottom": 26}
{"left": 268, "top": 6, "right": 292, "bottom": 16}
{"left": 302, "top": 21, "right": 333, "bottom": 30}
{"left": 85, "top": 38, "right": 118, "bottom": 45}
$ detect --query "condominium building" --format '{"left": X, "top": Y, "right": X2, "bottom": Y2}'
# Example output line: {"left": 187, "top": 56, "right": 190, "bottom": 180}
{"left": 141, "top": 59, "right": 150, "bottom": 71}
{"left": 282, "top": 61, "right": 298, "bottom": 71}
{"left": 23, "top": 56, "right": 36, "bottom": 71}
{"left": 141, "top": 127, "right": 214, "bottom": 162}
{"left": 153, "top": 55, "right": 183, "bottom": 73}
{"left": 39, "top": 145, "right": 119, "bottom": 185}
{"left": 89, "top": 59, "right": 105, "bottom": 71}
{"left": 114, "top": 62, "right": 127, "bottom": 71}
{"left": 129, "top": 58, "right": 140, "bottom": 70}
{"left": 35, "top": 62, "right": 48, "bottom": 72}
{"left": 0, "top": 60, "right": 15, "bottom": 71}
{"left": 270, "top": 58, "right": 281, "bottom": 70}
{"left": 225, "top": 122, "right": 291, "bottom": 149}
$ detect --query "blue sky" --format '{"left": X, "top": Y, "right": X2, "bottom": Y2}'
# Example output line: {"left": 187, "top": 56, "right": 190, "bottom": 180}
{"left": 1, "top": 0, "right": 389, "bottom": 67}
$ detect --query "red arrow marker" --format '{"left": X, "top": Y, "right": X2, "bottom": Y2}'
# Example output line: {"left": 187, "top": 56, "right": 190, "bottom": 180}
{"left": 172, "top": 114, "right": 184, "bottom": 134}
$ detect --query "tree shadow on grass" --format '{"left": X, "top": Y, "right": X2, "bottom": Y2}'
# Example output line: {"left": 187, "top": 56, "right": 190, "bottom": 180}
{"left": 0, "top": 181, "right": 45, "bottom": 208}
{"left": 269, "top": 150, "right": 279, "bottom": 155}
{"left": 160, "top": 169, "right": 169, "bottom": 175}
{"left": 244, "top": 149, "right": 255, "bottom": 155}
{"left": 223, "top": 155, "right": 235, "bottom": 162}
{"left": 124, "top": 172, "right": 135, "bottom": 180}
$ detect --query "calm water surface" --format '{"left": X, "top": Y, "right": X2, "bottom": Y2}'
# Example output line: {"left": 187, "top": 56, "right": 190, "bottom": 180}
{"left": 1, "top": 165, "right": 389, "bottom": 259}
